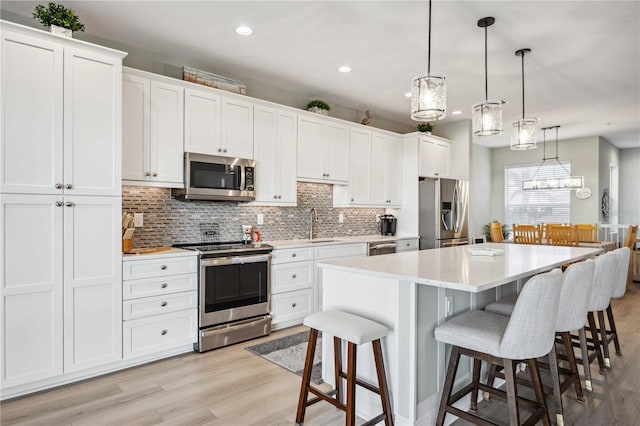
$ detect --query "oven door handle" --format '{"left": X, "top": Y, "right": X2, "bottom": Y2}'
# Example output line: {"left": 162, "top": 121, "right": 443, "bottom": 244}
{"left": 201, "top": 254, "right": 271, "bottom": 267}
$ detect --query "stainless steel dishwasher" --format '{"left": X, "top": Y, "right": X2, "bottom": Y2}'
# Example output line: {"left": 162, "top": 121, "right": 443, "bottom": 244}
{"left": 368, "top": 241, "right": 397, "bottom": 256}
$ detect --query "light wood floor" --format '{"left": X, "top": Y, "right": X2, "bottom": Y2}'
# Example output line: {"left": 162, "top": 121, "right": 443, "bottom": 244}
{"left": 1, "top": 285, "right": 639, "bottom": 426}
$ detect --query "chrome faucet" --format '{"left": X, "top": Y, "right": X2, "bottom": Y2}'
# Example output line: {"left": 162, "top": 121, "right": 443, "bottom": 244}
{"left": 309, "top": 208, "right": 318, "bottom": 240}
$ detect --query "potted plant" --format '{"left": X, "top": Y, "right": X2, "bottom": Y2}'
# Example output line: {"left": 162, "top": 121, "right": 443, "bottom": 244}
{"left": 417, "top": 123, "right": 433, "bottom": 134}
{"left": 306, "top": 99, "right": 330, "bottom": 116}
{"left": 33, "top": 2, "right": 85, "bottom": 38}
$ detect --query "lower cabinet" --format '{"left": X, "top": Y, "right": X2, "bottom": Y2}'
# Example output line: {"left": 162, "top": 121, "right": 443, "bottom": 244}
{"left": 122, "top": 253, "right": 198, "bottom": 359}
{"left": 313, "top": 243, "right": 367, "bottom": 312}
{"left": 396, "top": 238, "right": 419, "bottom": 252}
{"left": 270, "top": 247, "right": 314, "bottom": 330}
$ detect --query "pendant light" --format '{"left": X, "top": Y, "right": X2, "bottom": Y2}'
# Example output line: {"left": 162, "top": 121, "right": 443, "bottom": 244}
{"left": 472, "top": 17, "right": 505, "bottom": 136}
{"left": 411, "top": 0, "right": 446, "bottom": 121}
{"left": 521, "top": 126, "right": 584, "bottom": 190}
{"left": 511, "top": 48, "right": 538, "bottom": 150}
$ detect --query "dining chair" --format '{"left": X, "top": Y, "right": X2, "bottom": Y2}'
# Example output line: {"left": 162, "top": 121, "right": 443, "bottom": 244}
{"left": 547, "top": 224, "right": 579, "bottom": 247}
{"left": 489, "top": 222, "right": 504, "bottom": 243}
{"left": 512, "top": 224, "right": 542, "bottom": 245}
{"left": 575, "top": 224, "right": 598, "bottom": 243}
{"left": 624, "top": 225, "right": 638, "bottom": 289}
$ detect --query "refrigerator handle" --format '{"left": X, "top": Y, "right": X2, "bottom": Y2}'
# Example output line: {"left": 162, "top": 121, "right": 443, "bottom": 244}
{"left": 441, "top": 213, "right": 448, "bottom": 230}
{"left": 452, "top": 185, "right": 459, "bottom": 232}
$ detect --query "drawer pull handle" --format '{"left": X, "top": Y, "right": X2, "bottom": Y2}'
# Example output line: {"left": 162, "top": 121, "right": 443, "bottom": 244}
{"left": 161, "top": 283, "right": 168, "bottom": 288}
{"left": 406, "top": 243, "right": 410, "bottom": 246}
{"left": 160, "top": 265, "right": 167, "bottom": 270}
{"left": 161, "top": 329, "right": 168, "bottom": 335}
{"left": 292, "top": 274, "right": 297, "bottom": 279}
{"left": 292, "top": 253, "right": 296, "bottom": 258}
{"left": 161, "top": 301, "right": 168, "bottom": 307}
{"left": 292, "top": 303, "right": 297, "bottom": 308}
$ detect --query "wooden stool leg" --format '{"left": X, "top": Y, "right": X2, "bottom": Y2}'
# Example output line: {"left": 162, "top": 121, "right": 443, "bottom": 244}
{"left": 606, "top": 304, "right": 622, "bottom": 356}
{"left": 528, "top": 358, "right": 551, "bottom": 426}
{"left": 346, "top": 342, "right": 357, "bottom": 426}
{"left": 296, "top": 328, "right": 318, "bottom": 425}
{"left": 372, "top": 339, "right": 394, "bottom": 426}
{"left": 597, "top": 310, "right": 611, "bottom": 368}
{"left": 504, "top": 359, "right": 521, "bottom": 426}
{"left": 484, "top": 362, "right": 498, "bottom": 401}
{"left": 578, "top": 327, "right": 593, "bottom": 391}
{"left": 436, "top": 346, "right": 461, "bottom": 426}
{"left": 562, "top": 331, "right": 584, "bottom": 402}
{"left": 548, "top": 343, "right": 564, "bottom": 426}
{"left": 469, "top": 358, "right": 481, "bottom": 412}
{"left": 334, "top": 336, "right": 343, "bottom": 404}
{"left": 587, "top": 312, "right": 606, "bottom": 374}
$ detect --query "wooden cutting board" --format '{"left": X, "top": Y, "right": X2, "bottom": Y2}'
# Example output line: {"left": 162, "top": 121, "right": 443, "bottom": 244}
{"left": 124, "top": 246, "right": 172, "bottom": 255}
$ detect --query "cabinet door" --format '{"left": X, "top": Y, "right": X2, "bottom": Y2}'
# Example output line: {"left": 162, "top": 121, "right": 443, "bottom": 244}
{"left": 420, "top": 136, "right": 451, "bottom": 178}
{"left": 276, "top": 110, "right": 298, "bottom": 204}
{"left": 184, "top": 88, "right": 221, "bottom": 155}
{"left": 253, "top": 105, "right": 278, "bottom": 203}
{"left": 63, "top": 196, "right": 122, "bottom": 372}
{"left": 419, "top": 138, "right": 436, "bottom": 177}
{"left": 64, "top": 48, "right": 122, "bottom": 196}
{"left": 434, "top": 141, "right": 450, "bottom": 178}
{"left": 122, "top": 74, "right": 150, "bottom": 182}
{"left": 370, "top": 134, "right": 388, "bottom": 205}
{"left": 1, "top": 30, "right": 63, "bottom": 195}
{"left": 297, "top": 115, "right": 325, "bottom": 180}
{"left": 221, "top": 97, "right": 253, "bottom": 159}
{"left": 349, "top": 128, "right": 371, "bottom": 205}
{"left": 386, "top": 136, "right": 403, "bottom": 206}
{"left": 1, "top": 195, "right": 63, "bottom": 387}
{"left": 150, "top": 81, "right": 184, "bottom": 185}
{"left": 324, "top": 122, "right": 349, "bottom": 182}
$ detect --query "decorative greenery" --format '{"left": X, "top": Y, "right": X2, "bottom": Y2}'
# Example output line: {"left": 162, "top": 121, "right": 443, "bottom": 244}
{"left": 306, "top": 99, "right": 331, "bottom": 111}
{"left": 33, "top": 2, "right": 85, "bottom": 32}
{"left": 417, "top": 123, "right": 433, "bottom": 133}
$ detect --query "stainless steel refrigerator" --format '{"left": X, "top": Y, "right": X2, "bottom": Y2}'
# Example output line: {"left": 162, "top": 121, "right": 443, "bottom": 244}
{"left": 419, "top": 178, "right": 469, "bottom": 249}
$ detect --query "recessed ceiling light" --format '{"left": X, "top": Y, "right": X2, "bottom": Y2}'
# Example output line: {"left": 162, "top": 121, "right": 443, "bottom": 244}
{"left": 235, "top": 26, "right": 253, "bottom": 36}
{"left": 404, "top": 92, "right": 412, "bottom": 98}
{"left": 452, "top": 110, "right": 462, "bottom": 115}
{"left": 338, "top": 66, "right": 352, "bottom": 73}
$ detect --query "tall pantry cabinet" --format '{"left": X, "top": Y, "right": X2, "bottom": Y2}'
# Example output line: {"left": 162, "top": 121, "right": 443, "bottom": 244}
{"left": 0, "top": 21, "right": 127, "bottom": 390}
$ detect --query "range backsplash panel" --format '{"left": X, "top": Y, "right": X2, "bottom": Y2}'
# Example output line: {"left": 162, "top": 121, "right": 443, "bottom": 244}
{"left": 123, "top": 183, "right": 385, "bottom": 248}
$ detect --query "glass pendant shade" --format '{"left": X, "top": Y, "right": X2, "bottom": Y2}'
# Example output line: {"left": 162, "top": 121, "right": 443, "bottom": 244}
{"left": 511, "top": 118, "right": 539, "bottom": 150}
{"left": 472, "top": 100, "right": 504, "bottom": 136}
{"left": 411, "top": 75, "right": 446, "bottom": 121}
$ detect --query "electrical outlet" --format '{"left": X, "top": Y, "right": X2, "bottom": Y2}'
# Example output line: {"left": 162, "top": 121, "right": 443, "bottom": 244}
{"left": 133, "top": 213, "right": 144, "bottom": 227}
{"left": 445, "top": 296, "right": 453, "bottom": 317}
{"left": 338, "top": 213, "right": 344, "bottom": 223}
{"left": 257, "top": 214, "right": 264, "bottom": 225}
{"left": 376, "top": 214, "right": 381, "bottom": 222}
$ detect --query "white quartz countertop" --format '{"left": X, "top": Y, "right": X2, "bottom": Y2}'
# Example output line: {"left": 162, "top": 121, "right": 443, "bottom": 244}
{"left": 122, "top": 248, "right": 197, "bottom": 261}
{"left": 318, "top": 243, "right": 602, "bottom": 292}
{"left": 266, "top": 234, "right": 419, "bottom": 249}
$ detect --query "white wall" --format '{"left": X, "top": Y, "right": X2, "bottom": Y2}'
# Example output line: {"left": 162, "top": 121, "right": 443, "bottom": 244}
{"left": 619, "top": 147, "right": 640, "bottom": 224}
{"left": 469, "top": 143, "right": 492, "bottom": 239}
{"left": 599, "top": 137, "right": 620, "bottom": 224}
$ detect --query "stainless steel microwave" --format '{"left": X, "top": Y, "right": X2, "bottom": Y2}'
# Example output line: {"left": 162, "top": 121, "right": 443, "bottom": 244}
{"left": 174, "top": 153, "right": 255, "bottom": 201}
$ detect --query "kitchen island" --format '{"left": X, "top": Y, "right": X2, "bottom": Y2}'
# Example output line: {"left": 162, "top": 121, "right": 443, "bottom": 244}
{"left": 317, "top": 243, "right": 601, "bottom": 425}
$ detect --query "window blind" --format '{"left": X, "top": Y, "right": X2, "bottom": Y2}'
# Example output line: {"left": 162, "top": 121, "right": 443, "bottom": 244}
{"left": 504, "top": 162, "right": 571, "bottom": 227}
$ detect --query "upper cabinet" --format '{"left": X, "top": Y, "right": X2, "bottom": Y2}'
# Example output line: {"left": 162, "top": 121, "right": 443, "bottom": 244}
{"left": 122, "top": 70, "right": 184, "bottom": 187}
{"left": 1, "top": 25, "right": 124, "bottom": 196}
{"left": 347, "top": 128, "right": 372, "bottom": 205}
{"left": 297, "top": 114, "right": 349, "bottom": 184}
{"left": 419, "top": 134, "right": 451, "bottom": 178}
{"left": 253, "top": 104, "right": 297, "bottom": 205}
{"left": 184, "top": 88, "right": 253, "bottom": 159}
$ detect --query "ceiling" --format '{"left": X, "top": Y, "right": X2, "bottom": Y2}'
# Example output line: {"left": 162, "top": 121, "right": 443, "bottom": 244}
{"left": 2, "top": 1, "right": 639, "bottom": 148}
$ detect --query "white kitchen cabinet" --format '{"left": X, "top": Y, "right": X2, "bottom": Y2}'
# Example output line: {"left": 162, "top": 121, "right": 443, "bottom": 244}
{"left": 313, "top": 243, "right": 367, "bottom": 312}
{"left": 122, "top": 253, "right": 198, "bottom": 360}
{"left": 184, "top": 87, "right": 254, "bottom": 159}
{"left": 122, "top": 70, "right": 184, "bottom": 187}
{"left": 297, "top": 114, "right": 349, "bottom": 183}
{"left": 347, "top": 128, "right": 372, "bottom": 205}
{"left": 270, "top": 247, "right": 314, "bottom": 330}
{"left": 1, "top": 26, "right": 123, "bottom": 196}
{"left": 396, "top": 238, "right": 419, "bottom": 252}
{"left": 371, "top": 133, "right": 402, "bottom": 206}
{"left": 419, "top": 134, "right": 451, "bottom": 178}
{"left": 253, "top": 104, "right": 297, "bottom": 205}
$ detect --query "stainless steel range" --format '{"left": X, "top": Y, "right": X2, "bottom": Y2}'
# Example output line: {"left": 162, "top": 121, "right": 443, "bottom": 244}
{"left": 174, "top": 241, "right": 273, "bottom": 352}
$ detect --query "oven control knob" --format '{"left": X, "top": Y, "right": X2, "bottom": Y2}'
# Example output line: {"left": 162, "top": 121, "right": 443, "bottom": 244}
{"left": 161, "top": 329, "right": 168, "bottom": 335}
{"left": 161, "top": 301, "right": 167, "bottom": 307}
{"left": 161, "top": 283, "right": 168, "bottom": 288}
{"left": 292, "top": 274, "right": 297, "bottom": 279}
{"left": 160, "top": 265, "right": 167, "bottom": 270}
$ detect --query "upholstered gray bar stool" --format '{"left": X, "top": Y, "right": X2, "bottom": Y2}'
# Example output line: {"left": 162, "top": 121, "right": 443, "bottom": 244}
{"left": 295, "top": 310, "right": 393, "bottom": 426}
{"left": 434, "top": 269, "right": 563, "bottom": 426}
{"left": 485, "top": 260, "right": 595, "bottom": 426}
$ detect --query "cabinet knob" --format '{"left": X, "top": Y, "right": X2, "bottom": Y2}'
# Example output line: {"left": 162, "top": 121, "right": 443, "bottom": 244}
{"left": 274, "top": 195, "right": 277, "bottom": 199}
{"left": 152, "top": 172, "right": 157, "bottom": 177}
{"left": 406, "top": 243, "right": 410, "bottom": 247}
{"left": 217, "top": 148, "right": 222, "bottom": 152}
{"left": 292, "top": 274, "right": 297, "bottom": 279}
{"left": 161, "top": 329, "right": 168, "bottom": 335}
{"left": 55, "top": 183, "right": 63, "bottom": 189}
{"left": 145, "top": 172, "right": 151, "bottom": 176}
{"left": 291, "top": 303, "right": 297, "bottom": 308}
{"left": 434, "top": 172, "right": 439, "bottom": 176}
{"left": 161, "top": 301, "right": 168, "bottom": 307}
{"left": 160, "top": 265, "right": 167, "bottom": 270}
{"left": 292, "top": 253, "right": 296, "bottom": 258}
{"left": 161, "top": 283, "right": 168, "bottom": 288}
{"left": 223, "top": 148, "right": 227, "bottom": 153}
{"left": 55, "top": 201, "right": 63, "bottom": 207}
{"left": 277, "top": 195, "right": 281, "bottom": 199}
{"left": 65, "top": 201, "right": 73, "bottom": 207}
{"left": 351, "top": 198, "right": 354, "bottom": 202}
{"left": 65, "top": 184, "right": 73, "bottom": 190}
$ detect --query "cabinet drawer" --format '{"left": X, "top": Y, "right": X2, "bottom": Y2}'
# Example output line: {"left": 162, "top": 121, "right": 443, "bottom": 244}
{"left": 271, "top": 247, "right": 314, "bottom": 264}
{"left": 123, "top": 256, "right": 197, "bottom": 280}
{"left": 123, "top": 291, "right": 197, "bottom": 320}
{"left": 396, "top": 239, "right": 419, "bottom": 251}
{"left": 272, "top": 261, "right": 313, "bottom": 294}
{"left": 314, "top": 243, "right": 367, "bottom": 260}
{"left": 123, "top": 274, "right": 197, "bottom": 300}
{"left": 271, "top": 289, "right": 313, "bottom": 326}
{"left": 123, "top": 309, "right": 197, "bottom": 359}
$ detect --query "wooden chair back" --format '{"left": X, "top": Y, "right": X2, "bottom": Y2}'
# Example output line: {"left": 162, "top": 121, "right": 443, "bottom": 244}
{"left": 489, "top": 222, "right": 504, "bottom": 243}
{"left": 512, "top": 224, "right": 542, "bottom": 245}
{"left": 624, "top": 225, "right": 638, "bottom": 289}
{"left": 547, "top": 224, "right": 579, "bottom": 247}
{"left": 575, "top": 224, "right": 598, "bottom": 243}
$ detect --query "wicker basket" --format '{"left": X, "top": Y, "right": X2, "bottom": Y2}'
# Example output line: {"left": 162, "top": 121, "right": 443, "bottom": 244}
{"left": 183, "top": 66, "right": 247, "bottom": 95}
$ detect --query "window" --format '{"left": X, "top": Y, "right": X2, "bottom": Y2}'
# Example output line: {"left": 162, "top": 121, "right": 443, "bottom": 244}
{"left": 504, "top": 162, "right": 571, "bottom": 227}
